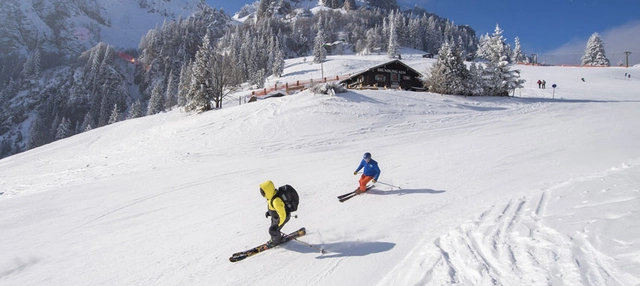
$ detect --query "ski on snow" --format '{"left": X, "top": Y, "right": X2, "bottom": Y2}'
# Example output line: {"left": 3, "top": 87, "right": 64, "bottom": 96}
{"left": 229, "top": 227, "right": 306, "bottom": 262}
{"left": 337, "top": 185, "right": 374, "bottom": 202}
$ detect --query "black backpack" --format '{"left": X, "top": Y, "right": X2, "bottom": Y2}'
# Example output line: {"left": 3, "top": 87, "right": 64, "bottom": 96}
{"left": 270, "top": 184, "right": 299, "bottom": 212}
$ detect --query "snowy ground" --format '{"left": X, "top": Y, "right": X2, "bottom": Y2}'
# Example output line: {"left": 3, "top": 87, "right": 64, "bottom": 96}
{"left": 1, "top": 50, "right": 640, "bottom": 285}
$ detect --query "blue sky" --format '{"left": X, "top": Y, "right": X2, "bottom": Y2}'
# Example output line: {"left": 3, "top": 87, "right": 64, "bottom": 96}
{"left": 206, "top": 0, "right": 640, "bottom": 65}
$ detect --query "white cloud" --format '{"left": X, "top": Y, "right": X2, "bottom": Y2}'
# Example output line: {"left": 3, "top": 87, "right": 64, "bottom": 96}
{"left": 542, "top": 20, "right": 640, "bottom": 66}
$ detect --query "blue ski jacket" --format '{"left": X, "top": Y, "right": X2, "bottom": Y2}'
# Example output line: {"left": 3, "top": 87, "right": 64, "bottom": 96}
{"left": 355, "top": 159, "right": 381, "bottom": 181}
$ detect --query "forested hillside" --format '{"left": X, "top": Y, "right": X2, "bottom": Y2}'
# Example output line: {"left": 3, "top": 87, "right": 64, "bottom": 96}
{"left": 0, "top": 0, "right": 479, "bottom": 159}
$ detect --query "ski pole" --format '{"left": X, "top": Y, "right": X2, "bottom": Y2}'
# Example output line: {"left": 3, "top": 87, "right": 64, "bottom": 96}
{"left": 282, "top": 232, "right": 325, "bottom": 254}
{"left": 377, "top": 181, "right": 402, "bottom": 189}
{"left": 292, "top": 238, "right": 326, "bottom": 254}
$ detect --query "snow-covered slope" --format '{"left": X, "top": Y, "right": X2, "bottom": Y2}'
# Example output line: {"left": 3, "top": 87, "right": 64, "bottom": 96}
{"left": 1, "top": 51, "right": 640, "bottom": 285}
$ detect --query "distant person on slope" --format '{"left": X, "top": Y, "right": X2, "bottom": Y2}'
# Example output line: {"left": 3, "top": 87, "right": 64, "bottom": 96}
{"left": 260, "top": 180, "right": 293, "bottom": 247}
{"left": 353, "top": 152, "right": 381, "bottom": 193}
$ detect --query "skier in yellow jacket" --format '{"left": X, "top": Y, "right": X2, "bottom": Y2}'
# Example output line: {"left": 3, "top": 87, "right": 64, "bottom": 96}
{"left": 260, "top": 180, "right": 291, "bottom": 247}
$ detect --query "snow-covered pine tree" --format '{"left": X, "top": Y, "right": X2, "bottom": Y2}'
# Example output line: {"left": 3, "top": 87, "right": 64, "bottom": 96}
{"left": 482, "top": 56, "right": 525, "bottom": 96}
{"left": 477, "top": 24, "right": 509, "bottom": 63}
{"left": 28, "top": 117, "right": 49, "bottom": 149}
{"left": 392, "top": 10, "right": 406, "bottom": 49}
{"left": 50, "top": 115, "right": 61, "bottom": 140}
{"left": 164, "top": 70, "right": 178, "bottom": 110}
{"left": 147, "top": 82, "right": 165, "bottom": 115}
{"left": 387, "top": 13, "right": 399, "bottom": 59}
{"left": 80, "top": 112, "right": 94, "bottom": 133}
{"left": 475, "top": 33, "right": 490, "bottom": 60}
{"left": 513, "top": 37, "right": 526, "bottom": 64}
{"left": 127, "top": 100, "right": 144, "bottom": 119}
{"left": 253, "top": 68, "right": 267, "bottom": 89}
{"left": 0, "top": 137, "right": 11, "bottom": 158}
{"left": 21, "top": 47, "right": 41, "bottom": 79}
{"left": 177, "top": 62, "right": 192, "bottom": 107}
{"left": 108, "top": 104, "right": 121, "bottom": 124}
{"left": 407, "top": 17, "right": 424, "bottom": 51}
{"left": 313, "top": 17, "right": 327, "bottom": 64}
{"left": 364, "top": 25, "right": 382, "bottom": 55}
{"left": 468, "top": 63, "right": 484, "bottom": 96}
{"left": 424, "top": 42, "right": 470, "bottom": 95}
{"left": 97, "top": 92, "right": 113, "bottom": 127}
{"left": 55, "top": 117, "right": 71, "bottom": 140}
{"left": 272, "top": 37, "right": 285, "bottom": 78}
{"left": 185, "top": 33, "right": 215, "bottom": 112}
{"left": 581, "top": 32, "right": 610, "bottom": 67}
{"left": 479, "top": 24, "right": 524, "bottom": 96}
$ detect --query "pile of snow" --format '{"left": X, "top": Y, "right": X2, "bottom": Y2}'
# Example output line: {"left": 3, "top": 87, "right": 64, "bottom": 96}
{"left": 1, "top": 51, "right": 639, "bottom": 285}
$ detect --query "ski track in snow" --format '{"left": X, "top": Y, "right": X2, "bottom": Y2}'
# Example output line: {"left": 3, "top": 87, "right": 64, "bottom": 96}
{"left": 378, "top": 161, "right": 640, "bottom": 286}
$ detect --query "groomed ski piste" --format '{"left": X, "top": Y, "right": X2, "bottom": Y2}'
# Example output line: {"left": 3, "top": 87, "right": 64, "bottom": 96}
{"left": 1, "top": 49, "right": 640, "bottom": 285}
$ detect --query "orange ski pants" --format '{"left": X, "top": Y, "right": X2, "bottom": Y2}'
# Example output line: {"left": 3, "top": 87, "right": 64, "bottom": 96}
{"left": 359, "top": 174, "right": 374, "bottom": 192}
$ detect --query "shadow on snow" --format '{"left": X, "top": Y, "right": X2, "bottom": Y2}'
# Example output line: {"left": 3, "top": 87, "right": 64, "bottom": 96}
{"left": 314, "top": 241, "right": 396, "bottom": 259}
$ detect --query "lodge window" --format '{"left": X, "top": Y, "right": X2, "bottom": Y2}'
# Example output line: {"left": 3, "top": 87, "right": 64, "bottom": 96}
{"left": 403, "top": 75, "right": 411, "bottom": 81}
{"left": 391, "top": 73, "right": 399, "bottom": 82}
{"left": 375, "top": 74, "right": 385, "bottom": 82}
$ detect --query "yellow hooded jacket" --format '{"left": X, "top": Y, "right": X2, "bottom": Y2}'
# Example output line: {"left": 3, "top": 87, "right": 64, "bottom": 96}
{"left": 260, "top": 180, "right": 287, "bottom": 226}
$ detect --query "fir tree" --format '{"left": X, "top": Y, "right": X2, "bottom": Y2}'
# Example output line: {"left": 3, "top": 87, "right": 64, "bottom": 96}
{"left": 55, "top": 117, "right": 71, "bottom": 140}
{"left": 513, "top": 37, "right": 526, "bottom": 64}
{"left": 272, "top": 37, "right": 285, "bottom": 78}
{"left": 28, "top": 116, "right": 49, "bottom": 149}
{"left": 364, "top": 26, "right": 382, "bottom": 55}
{"left": 80, "top": 112, "right": 94, "bottom": 133}
{"left": 387, "top": 13, "right": 399, "bottom": 59}
{"left": 313, "top": 17, "right": 327, "bottom": 64}
{"left": 127, "top": 100, "right": 144, "bottom": 119}
{"left": 479, "top": 24, "right": 524, "bottom": 96}
{"left": 165, "top": 70, "right": 178, "bottom": 110}
{"left": 185, "top": 33, "right": 214, "bottom": 112}
{"left": 467, "top": 63, "right": 484, "bottom": 96}
{"left": 425, "top": 42, "right": 471, "bottom": 96}
{"left": 477, "top": 24, "right": 509, "bottom": 63}
{"left": 21, "top": 47, "right": 41, "bottom": 79}
{"left": 0, "top": 138, "right": 11, "bottom": 158}
{"left": 581, "top": 32, "right": 610, "bottom": 67}
{"left": 177, "top": 62, "right": 192, "bottom": 107}
{"left": 147, "top": 82, "right": 165, "bottom": 115}
{"left": 108, "top": 104, "right": 122, "bottom": 124}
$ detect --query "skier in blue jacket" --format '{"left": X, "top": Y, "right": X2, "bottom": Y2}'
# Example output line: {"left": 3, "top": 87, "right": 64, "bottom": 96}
{"left": 353, "top": 152, "right": 381, "bottom": 193}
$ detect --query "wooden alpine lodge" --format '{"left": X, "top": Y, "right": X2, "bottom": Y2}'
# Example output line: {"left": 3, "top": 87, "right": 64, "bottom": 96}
{"left": 340, "top": 59, "right": 425, "bottom": 91}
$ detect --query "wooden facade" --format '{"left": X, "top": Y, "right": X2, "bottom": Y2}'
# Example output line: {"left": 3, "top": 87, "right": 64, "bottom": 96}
{"left": 340, "top": 60, "right": 425, "bottom": 91}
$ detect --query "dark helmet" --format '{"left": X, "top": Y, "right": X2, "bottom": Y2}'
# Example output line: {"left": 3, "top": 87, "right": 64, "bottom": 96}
{"left": 363, "top": 152, "right": 371, "bottom": 160}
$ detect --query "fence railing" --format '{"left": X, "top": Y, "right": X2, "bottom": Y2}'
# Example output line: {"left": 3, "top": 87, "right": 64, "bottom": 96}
{"left": 247, "top": 74, "right": 353, "bottom": 97}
